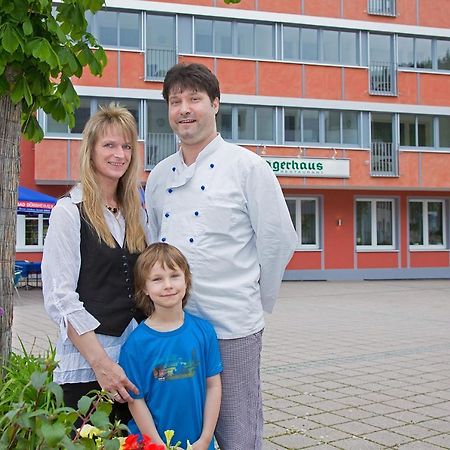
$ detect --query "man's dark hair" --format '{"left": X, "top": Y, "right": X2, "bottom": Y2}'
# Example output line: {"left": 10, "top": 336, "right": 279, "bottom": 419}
{"left": 162, "top": 63, "right": 220, "bottom": 104}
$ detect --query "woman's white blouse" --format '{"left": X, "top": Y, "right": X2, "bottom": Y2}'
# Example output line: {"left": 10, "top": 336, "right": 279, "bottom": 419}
{"left": 42, "top": 185, "right": 148, "bottom": 384}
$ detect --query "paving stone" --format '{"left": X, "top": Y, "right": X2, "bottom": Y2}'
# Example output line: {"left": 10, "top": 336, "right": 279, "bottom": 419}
{"left": 364, "top": 429, "right": 412, "bottom": 447}
{"left": 12, "top": 281, "right": 450, "bottom": 450}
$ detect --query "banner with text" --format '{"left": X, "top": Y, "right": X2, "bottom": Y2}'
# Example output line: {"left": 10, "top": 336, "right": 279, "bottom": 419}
{"left": 264, "top": 157, "right": 350, "bottom": 178}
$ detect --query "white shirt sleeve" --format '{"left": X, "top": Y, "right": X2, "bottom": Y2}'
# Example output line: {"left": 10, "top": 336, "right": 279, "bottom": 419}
{"left": 245, "top": 157, "right": 298, "bottom": 313}
{"left": 42, "top": 199, "right": 100, "bottom": 341}
{"left": 145, "top": 170, "right": 161, "bottom": 244}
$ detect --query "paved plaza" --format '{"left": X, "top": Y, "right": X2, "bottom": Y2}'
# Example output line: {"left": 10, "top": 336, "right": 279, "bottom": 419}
{"left": 11, "top": 280, "right": 450, "bottom": 449}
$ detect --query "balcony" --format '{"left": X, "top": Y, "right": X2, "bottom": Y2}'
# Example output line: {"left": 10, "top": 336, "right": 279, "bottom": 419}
{"left": 146, "top": 48, "right": 177, "bottom": 80}
{"left": 370, "top": 142, "right": 398, "bottom": 177}
{"left": 145, "top": 133, "right": 177, "bottom": 170}
{"left": 368, "top": 0, "right": 396, "bottom": 16}
{"left": 369, "top": 61, "right": 397, "bottom": 96}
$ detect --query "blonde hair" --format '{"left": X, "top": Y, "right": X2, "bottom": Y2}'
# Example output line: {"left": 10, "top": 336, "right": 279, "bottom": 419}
{"left": 79, "top": 104, "right": 146, "bottom": 253}
{"left": 134, "top": 243, "right": 192, "bottom": 316}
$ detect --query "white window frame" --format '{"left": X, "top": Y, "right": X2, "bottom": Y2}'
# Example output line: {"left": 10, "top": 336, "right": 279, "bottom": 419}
{"left": 408, "top": 199, "right": 447, "bottom": 250}
{"left": 286, "top": 197, "right": 320, "bottom": 250}
{"left": 16, "top": 214, "right": 49, "bottom": 251}
{"left": 356, "top": 198, "right": 396, "bottom": 250}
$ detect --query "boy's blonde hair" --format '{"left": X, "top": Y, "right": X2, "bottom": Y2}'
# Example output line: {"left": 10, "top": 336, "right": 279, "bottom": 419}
{"left": 134, "top": 243, "right": 192, "bottom": 316}
{"left": 79, "top": 104, "right": 146, "bottom": 253}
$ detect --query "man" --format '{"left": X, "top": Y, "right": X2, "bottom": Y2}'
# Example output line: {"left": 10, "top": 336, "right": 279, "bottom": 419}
{"left": 145, "top": 63, "right": 297, "bottom": 449}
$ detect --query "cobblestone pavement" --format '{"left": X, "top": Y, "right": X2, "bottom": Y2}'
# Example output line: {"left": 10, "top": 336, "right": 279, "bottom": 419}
{"left": 11, "top": 280, "right": 450, "bottom": 449}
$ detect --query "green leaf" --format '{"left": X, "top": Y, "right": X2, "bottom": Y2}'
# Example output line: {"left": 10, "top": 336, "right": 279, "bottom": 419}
{"left": 47, "top": 381, "right": 64, "bottom": 407}
{"left": 90, "top": 410, "right": 110, "bottom": 429}
{"left": 11, "top": 76, "right": 26, "bottom": 104}
{"left": 30, "top": 371, "right": 47, "bottom": 391}
{"left": 22, "top": 114, "right": 44, "bottom": 142}
{"left": 104, "top": 439, "right": 121, "bottom": 450}
{"left": 77, "top": 395, "right": 94, "bottom": 416}
{"left": 22, "top": 20, "right": 33, "bottom": 36}
{"left": 2, "top": 24, "right": 21, "bottom": 54}
{"left": 40, "top": 422, "right": 66, "bottom": 446}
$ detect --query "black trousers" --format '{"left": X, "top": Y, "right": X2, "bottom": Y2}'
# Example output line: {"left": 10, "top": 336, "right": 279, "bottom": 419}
{"left": 61, "top": 381, "right": 132, "bottom": 432}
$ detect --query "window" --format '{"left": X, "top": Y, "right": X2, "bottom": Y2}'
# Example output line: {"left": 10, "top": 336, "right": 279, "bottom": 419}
{"left": 146, "top": 14, "right": 176, "bottom": 79}
{"left": 356, "top": 199, "right": 395, "bottom": 249}
{"left": 398, "top": 36, "right": 432, "bottom": 69}
{"left": 368, "top": 0, "right": 396, "bottom": 16}
{"left": 325, "top": 111, "right": 340, "bottom": 144}
{"left": 398, "top": 36, "right": 414, "bottom": 68}
{"left": 284, "top": 109, "right": 360, "bottom": 146}
{"left": 282, "top": 26, "right": 357, "bottom": 65}
{"left": 16, "top": 214, "right": 49, "bottom": 250}
{"left": 400, "top": 114, "right": 434, "bottom": 147}
{"left": 409, "top": 200, "right": 445, "bottom": 247}
{"left": 439, "top": 117, "right": 450, "bottom": 148}
{"left": 42, "top": 97, "right": 142, "bottom": 137}
{"left": 437, "top": 39, "right": 450, "bottom": 71}
{"left": 286, "top": 198, "right": 320, "bottom": 248}
{"left": 323, "top": 30, "right": 339, "bottom": 64}
{"left": 217, "top": 105, "right": 275, "bottom": 143}
{"left": 87, "top": 9, "right": 141, "bottom": 49}
{"left": 415, "top": 38, "right": 432, "bottom": 69}
{"left": 217, "top": 105, "right": 232, "bottom": 140}
{"left": 237, "top": 22, "right": 254, "bottom": 57}
{"left": 255, "top": 24, "right": 274, "bottom": 59}
{"left": 195, "top": 18, "right": 213, "bottom": 53}
{"left": 283, "top": 26, "right": 300, "bottom": 60}
{"left": 301, "top": 28, "right": 318, "bottom": 61}
{"left": 215, "top": 20, "right": 232, "bottom": 55}
{"left": 146, "top": 100, "right": 175, "bottom": 168}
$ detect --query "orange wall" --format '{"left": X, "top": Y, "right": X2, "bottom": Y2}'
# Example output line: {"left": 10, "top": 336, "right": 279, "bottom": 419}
{"left": 303, "top": 0, "right": 341, "bottom": 17}
{"left": 258, "top": 62, "right": 302, "bottom": 98}
{"left": 419, "top": 0, "right": 450, "bottom": 28}
{"left": 357, "top": 252, "right": 399, "bottom": 269}
{"left": 323, "top": 191, "right": 355, "bottom": 269}
{"left": 410, "top": 251, "right": 450, "bottom": 267}
{"left": 287, "top": 251, "right": 322, "bottom": 270}
{"left": 304, "top": 65, "right": 342, "bottom": 100}
{"left": 216, "top": 59, "right": 256, "bottom": 95}
{"left": 259, "top": 0, "right": 301, "bottom": 14}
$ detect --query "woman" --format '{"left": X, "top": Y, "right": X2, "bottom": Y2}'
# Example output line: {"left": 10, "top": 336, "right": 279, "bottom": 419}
{"left": 42, "top": 105, "right": 149, "bottom": 421}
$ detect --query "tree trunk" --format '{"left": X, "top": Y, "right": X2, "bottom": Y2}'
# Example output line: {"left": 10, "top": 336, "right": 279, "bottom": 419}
{"left": 0, "top": 95, "right": 21, "bottom": 370}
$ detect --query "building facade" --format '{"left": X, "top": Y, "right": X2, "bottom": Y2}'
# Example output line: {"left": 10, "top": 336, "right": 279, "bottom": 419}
{"left": 19, "top": 0, "right": 450, "bottom": 280}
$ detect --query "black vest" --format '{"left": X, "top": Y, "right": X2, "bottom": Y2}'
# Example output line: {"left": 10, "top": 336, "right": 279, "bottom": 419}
{"left": 76, "top": 205, "right": 144, "bottom": 336}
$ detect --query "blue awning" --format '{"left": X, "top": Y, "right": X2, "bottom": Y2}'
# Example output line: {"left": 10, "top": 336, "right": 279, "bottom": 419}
{"left": 18, "top": 186, "right": 57, "bottom": 215}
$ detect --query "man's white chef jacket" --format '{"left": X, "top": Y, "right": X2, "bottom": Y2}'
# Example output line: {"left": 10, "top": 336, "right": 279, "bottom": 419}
{"left": 145, "top": 134, "right": 297, "bottom": 339}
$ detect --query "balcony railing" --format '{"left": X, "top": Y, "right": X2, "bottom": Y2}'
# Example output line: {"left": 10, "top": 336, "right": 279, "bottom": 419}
{"left": 368, "top": 0, "right": 396, "bottom": 16}
{"left": 369, "top": 61, "right": 397, "bottom": 96}
{"left": 370, "top": 142, "right": 398, "bottom": 177}
{"left": 146, "top": 48, "right": 177, "bottom": 80}
{"left": 145, "top": 133, "right": 177, "bottom": 169}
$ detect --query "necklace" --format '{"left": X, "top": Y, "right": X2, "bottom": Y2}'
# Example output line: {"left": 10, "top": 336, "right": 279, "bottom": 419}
{"left": 105, "top": 204, "right": 119, "bottom": 214}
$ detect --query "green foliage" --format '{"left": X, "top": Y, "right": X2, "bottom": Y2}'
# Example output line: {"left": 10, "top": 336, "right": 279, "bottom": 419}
{"left": 0, "top": 346, "right": 126, "bottom": 449}
{"left": 224, "top": 0, "right": 241, "bottom": 3}
{"left": 0, "top": 0, "right": 107, "bottom": 142}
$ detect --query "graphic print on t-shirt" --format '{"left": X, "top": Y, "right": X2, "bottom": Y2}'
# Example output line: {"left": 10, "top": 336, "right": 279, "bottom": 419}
{"left": 152, "top": 349, "right": 199, "bottom": 381}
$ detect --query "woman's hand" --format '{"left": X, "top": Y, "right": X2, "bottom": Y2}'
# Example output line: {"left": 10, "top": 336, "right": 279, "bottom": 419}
{"left": 191, "top": 438, "right": 210, "bottom": 450}
{"left": 67, "top": 325, "right": 138, "bottom": 403}
{"left": 92, "top": 355, "right": 139, "bottom": 403}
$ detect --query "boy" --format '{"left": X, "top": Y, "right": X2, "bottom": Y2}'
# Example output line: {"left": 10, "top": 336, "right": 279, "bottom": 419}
{"left": 119, "top": 243, "right": 222, "bottom": 450}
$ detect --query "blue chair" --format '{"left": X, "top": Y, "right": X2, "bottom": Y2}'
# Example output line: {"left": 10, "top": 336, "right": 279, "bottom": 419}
{"left": 13, "top": 265, "right": 24, "bottom": 298}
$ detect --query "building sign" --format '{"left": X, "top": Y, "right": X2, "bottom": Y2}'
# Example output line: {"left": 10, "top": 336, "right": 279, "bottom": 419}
{"left": 264, "top": 157, "right": 350, "bottom": 178}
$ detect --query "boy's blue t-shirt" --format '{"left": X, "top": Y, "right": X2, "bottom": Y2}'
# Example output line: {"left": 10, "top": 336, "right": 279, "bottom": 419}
{"left": 119, "top": 312, "right": 223, "bottom": 449}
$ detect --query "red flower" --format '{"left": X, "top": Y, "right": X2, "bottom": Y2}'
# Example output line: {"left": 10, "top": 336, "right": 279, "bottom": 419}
{"left": 141, "top": 434, "right": 166, "bottom": 450}
{"left": 123, "top": 434, "right": 140, "bottom": 450}
{"left": 123, "top": 434, "right": 165, "bottom": 450}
